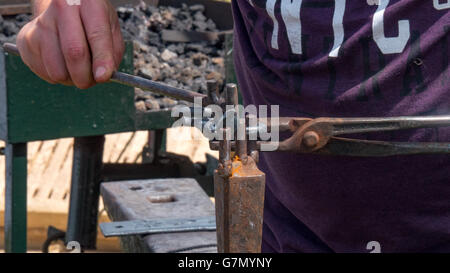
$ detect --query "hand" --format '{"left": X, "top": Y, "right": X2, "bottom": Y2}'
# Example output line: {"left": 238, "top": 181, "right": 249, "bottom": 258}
{"left": 16, "top": 0, "right": 124, "bottom": 89}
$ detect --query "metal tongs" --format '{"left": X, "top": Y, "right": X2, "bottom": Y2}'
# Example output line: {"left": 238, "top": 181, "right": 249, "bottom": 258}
{"left": 208, "top": 115, "right": 450, "bottom": 157}
{"left": 272, "top": 116, "right": 450, "bottom": 156}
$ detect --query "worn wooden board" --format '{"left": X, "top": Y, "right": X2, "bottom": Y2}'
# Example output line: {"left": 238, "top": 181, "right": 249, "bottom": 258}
{"left": 101, "top": 178, "right": 217, "bottom": 253}
{"left": 0, "top": 4, "right": 30, "bottom": 15}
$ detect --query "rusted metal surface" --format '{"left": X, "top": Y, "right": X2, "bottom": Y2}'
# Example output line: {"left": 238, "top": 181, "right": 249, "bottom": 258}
{"left": 214, "top": 85, "right": 266, "bottom": 253}
{"left": 214, "top": 156, "right": 265, "bottom": 253}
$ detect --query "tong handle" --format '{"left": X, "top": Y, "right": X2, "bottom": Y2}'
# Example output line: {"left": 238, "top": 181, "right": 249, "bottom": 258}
{"left": 317, "top": 137, "right": 450, "bottom": 157}
{"left": 277, "top": 116, "right": 450, "bottom": 155}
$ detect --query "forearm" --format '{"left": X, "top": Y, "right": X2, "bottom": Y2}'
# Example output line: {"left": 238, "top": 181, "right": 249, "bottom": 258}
{"left": 31, "top": 0, "right": 52, "bottom": 17}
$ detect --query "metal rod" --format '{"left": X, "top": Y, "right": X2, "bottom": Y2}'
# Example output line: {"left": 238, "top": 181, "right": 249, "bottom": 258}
{"left": 111, "top": 71, "right": 206, "bottom": 103}
{"left": 218, "top": 128, "right": 231, "bottom": 166}
{"left": 225, "top": 83, "right": 238, "bottom": 107}
{"left": 2, "top": 43, "right": 207, "bottom": 104}
{"left": 66, "top": 136, "right": 105, "bottom": 250}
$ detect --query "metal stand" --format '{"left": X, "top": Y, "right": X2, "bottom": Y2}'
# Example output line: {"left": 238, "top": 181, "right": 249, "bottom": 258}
{"left": 4, "top": 142, "right": 27, "bottom": 253}
{"left": 65, "top": 136, "right": 105, "bottom": 250}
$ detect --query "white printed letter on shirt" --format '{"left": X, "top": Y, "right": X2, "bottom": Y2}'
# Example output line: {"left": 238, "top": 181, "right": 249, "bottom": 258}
{"left": 281, "top": 0, "right": 303, "bottom": 54}
{"left": 329, "top": 0, "right": 346, "bottom": 57}
{"left": 372, "top": 0, "right": 410, "bottom": 54}
{"left": 433, "top": 0, "right": 450, "bottom": 10}
{"left": 266, "top": 0, "right": 280, "bottom": 50}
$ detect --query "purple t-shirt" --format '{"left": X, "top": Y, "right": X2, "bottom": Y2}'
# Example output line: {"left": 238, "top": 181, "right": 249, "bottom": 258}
{"left": 231, "top": 0, "right": 450, "bottom": 252}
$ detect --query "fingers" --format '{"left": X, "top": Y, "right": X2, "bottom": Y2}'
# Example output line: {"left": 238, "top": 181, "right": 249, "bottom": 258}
{"left": 17, "top": 18, "right": 55, "bottom": 84}
{"left": 16, "top": 0, "right": 124, "bottom": 89}
{"left": 40, "top": 30, "right": 73, "bottom": 85}
{"left": 80, "top": 0, "right": 116, "bottom": 83}
{"left": 56, "top": 3, "right": 94, "bottom": 89}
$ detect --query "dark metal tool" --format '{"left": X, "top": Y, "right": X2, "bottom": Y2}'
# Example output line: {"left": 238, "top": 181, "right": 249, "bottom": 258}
{"left": 210, "top": 115, "right": 450, "bottom": 156}
{"left": 276, "top": 116, "right": 450, "bottom": 156}
{"left": 2, "top": 43, "right": 208, "bottom": 103}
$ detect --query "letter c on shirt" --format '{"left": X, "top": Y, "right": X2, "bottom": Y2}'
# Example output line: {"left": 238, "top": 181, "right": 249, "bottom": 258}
{"left": 372, "top": 0, "right": 410, "bottom": 54}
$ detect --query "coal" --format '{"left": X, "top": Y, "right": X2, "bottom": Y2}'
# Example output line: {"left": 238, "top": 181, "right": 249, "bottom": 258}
{"left": 0, "top": 1, "right": 226, "bottom": 112}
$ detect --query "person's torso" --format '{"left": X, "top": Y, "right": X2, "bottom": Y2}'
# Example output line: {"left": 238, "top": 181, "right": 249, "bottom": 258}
{"left": 231, "top": 0, "right": 450, "bottom": 252}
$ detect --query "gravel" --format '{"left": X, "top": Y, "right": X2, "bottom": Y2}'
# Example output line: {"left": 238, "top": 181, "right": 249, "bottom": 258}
{"left": 0, "top": 14, "right": 31, "bottom": 43}
{"left": 125, "top": 2, "right": 226, "bottom": 111}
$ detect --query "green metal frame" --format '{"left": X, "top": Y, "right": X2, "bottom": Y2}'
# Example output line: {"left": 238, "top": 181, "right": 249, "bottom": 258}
{"left": 1, "top": 43, "right": 178, "bottom": 144}
{"left": 0, "top": 42, "right": 177, "bottom": 252}
{"left": 4, "top": 143, "right": 27, "bottom": 253}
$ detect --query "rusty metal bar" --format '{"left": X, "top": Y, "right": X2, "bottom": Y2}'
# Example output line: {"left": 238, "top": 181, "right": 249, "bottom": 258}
{"left": 214, "top": 83, "right": 266, "bottom": 253}
{"left": 214, "top": 156, "right": 265, "bottom": 253}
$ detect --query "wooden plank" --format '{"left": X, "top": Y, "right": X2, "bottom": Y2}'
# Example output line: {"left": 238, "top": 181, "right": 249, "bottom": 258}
{"left": 0, "top": 4, "right": 30, "bottom": 15}
{"left": 117, "top": 131, "right": 147, "bottom": 163}
{"left": 101, "top": 178, "right": 217, "bottom": 253}
{"left": 40, "top": 138, "right": 73, "bottom": 202}
{"left": 27, "top": 141, "right": 58, "bottom": 201}
{"left": 51, "top": 140, "right": 74, "bottom": 201}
